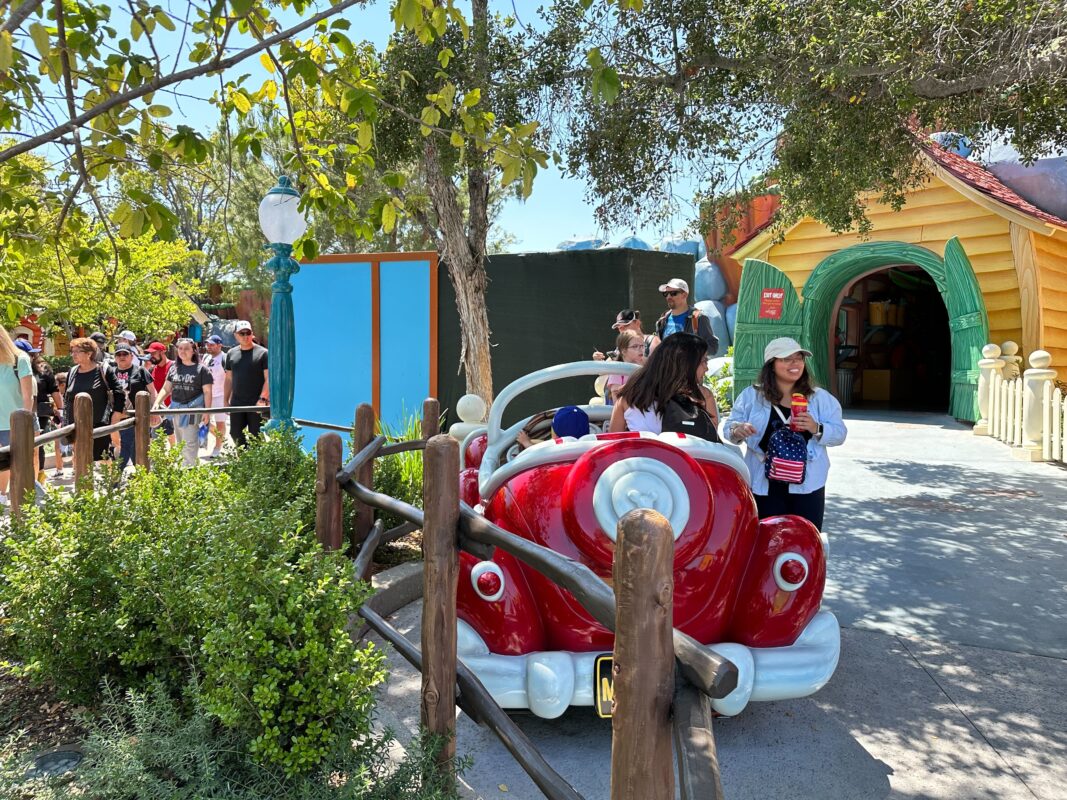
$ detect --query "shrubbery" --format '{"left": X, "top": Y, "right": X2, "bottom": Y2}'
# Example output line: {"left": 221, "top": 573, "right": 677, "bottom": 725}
{"left": 0, "top": 431, "right": 382, "bottom": 776}
{"left": 348, "top": 413, "right": 425, "bottom": 531}
{"left": 0, "top": 679, "right": 461, "bottom": 800}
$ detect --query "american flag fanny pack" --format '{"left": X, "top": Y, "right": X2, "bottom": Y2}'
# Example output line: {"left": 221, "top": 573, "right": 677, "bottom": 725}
{"left": 764, "top": 405, "right": 808, "bottom": 484}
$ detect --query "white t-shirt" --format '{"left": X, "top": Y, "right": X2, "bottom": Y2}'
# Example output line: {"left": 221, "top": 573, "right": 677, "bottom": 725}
{"left": 202, "top": 353, "right": 226, "bottom": 398}
{"left": 623, "top": 404, "right": 661, "bottom": 434}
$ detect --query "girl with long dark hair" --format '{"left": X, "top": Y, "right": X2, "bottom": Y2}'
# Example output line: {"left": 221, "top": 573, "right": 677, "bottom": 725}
{"left": 724, "top": 337, "right": 846, "bottom": 529}
{"left": 608, "top": 332, "right": 719, "bottom": 439}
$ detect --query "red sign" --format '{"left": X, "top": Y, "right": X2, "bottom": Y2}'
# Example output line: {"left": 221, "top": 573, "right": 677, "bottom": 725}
{"left": 759, "top": 288, "right": 785, "bottom": 320}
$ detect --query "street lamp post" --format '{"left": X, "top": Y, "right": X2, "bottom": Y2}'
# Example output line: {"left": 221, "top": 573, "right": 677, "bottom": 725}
{"left": 258, "top": 176, "right": 308, "bottom": 432}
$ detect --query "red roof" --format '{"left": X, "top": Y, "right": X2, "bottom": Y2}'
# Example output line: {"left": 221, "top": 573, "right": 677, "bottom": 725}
{"left": 923, "top": 144, "right": 1067, "bottom": 229}
{"left": 728, "top": 145, "right": 1067, "bottom": 255}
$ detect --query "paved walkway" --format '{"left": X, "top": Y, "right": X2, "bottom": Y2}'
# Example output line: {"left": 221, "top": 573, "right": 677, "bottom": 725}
{"left": 369, "top": 411, "right": 1067, "bottom": 799}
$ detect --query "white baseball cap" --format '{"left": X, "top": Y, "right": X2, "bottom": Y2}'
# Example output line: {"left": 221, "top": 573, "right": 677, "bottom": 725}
{"left": 118, "top": 330, "right": 137, "bottom": 342}
{"left": 658, "top": 278, "right": 689, "bottom": 294}
{"left": 235, "top": 320, "right": 253, "bottom": 333}
{"left": 764, "top": 337, "right": 813, "bottom": 363}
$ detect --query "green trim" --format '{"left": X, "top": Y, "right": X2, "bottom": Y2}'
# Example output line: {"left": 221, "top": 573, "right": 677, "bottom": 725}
{"left": 732, "top": 259, "right": 806, "bottom": 398}
{"left": 799, "top": 239, "right": 988, "bottom": 422}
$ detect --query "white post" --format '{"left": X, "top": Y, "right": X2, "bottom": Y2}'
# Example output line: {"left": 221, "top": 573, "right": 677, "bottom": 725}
{"left": 1000, "top": 341, "right": 1023, "bottom": 379}
{"left": 1015, "top": 351, "right": 1054, "bottom": 460}
{"left": 974, "top": 343, "right": 1004, "bottom": 436}
{"left": 1042, "top": 383, "right": 1054, "bottom": 462}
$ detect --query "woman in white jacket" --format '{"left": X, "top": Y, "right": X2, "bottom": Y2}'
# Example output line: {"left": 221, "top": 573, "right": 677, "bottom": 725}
{"left": 724, "top": 337, "right": 846, "bottom": 529}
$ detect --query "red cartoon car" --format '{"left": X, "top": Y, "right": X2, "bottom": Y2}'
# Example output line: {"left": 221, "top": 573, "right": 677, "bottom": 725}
{"left": 455, "top": 362, "right": 839, "bottom": 718}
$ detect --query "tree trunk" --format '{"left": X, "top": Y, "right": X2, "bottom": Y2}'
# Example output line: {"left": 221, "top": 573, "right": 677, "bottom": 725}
{"left": 423, "top": 136, "right": 495, "bottom": 405}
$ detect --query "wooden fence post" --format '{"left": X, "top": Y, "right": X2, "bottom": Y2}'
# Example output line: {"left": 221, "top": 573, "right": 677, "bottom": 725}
{"left": 9, "top": 410, "right": 35, "bottom": 519}
{"left": 134, "top": 391, "right": 151, "bottom": 471}
{"left": 315, "top": 432, "right": 343, "bottom": 551}
{"left": 422, "top": 397, "right": 441, "bottom": 440}
{"left": 611, "top": 508, "right": 675, "bottom": 800}
{"left": 73, "top": 392, "right": 94, "bottom": 492}
{"left": 421, "top": 434, "right": 460, "bottom": 779}
{"left": 351, "top": 402, "right": 376, "bottom": 552}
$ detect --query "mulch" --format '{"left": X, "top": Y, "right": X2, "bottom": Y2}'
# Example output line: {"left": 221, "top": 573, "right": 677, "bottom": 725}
{"left": 0, "top": 666, "right": 85, "bottom": 755}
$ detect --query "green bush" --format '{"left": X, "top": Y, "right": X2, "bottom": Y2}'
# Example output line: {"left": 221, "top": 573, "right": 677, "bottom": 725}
{"left": 346, "top": 413, "right": 424, "bottom": 532}
{"left": 0, "top": 431, "right": 383, "bottom": 776}
{"left": 706, "top": 345, "right": 734, "bottom": 416}
{"left": 0, "top": 679, "right": 463, "bottom": 800}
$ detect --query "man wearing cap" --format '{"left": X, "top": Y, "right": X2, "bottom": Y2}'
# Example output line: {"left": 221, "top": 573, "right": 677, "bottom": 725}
{"left": 88, "top": 331, "right": 111, "bottom": 366}
{"left": 112, "top": 343, "right": 157, "bottom": 469}
{"left": 654, "top": 279, "right": 719, "bottom": 355}
{"left": 202, "top": 335, "right": 228, "bottom": 456}
{"left": 147, "top": 342, "right": 176, "bottom": 445}
{"left": 224, "top": 321, "right": 269, "bottom": 448}
{"left": 117, "top": 330, "right": 143, "bottom": 360}
{"left": 592, "top": 309, "right": 660, "bottom": 361}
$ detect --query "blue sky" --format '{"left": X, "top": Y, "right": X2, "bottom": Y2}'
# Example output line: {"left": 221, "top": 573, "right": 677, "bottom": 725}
{"left": 155, "top": 0, "right": 705, "bottom": 253}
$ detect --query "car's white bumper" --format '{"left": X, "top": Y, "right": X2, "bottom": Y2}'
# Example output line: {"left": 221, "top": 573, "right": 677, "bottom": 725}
{"left": 457, "top": 610, "right": 841, "bottom": 718}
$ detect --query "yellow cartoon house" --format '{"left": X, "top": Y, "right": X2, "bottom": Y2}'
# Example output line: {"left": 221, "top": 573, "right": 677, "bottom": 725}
{"left": 725, "top": 144, "right": 1067, "bottom": 422}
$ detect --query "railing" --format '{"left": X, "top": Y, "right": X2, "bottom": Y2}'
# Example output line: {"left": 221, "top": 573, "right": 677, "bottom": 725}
{"left": 317, "top": 401, "right": 728, "bottom": 800}
{"left": 0, "top": 391, "right": 272, "bottom": 517}
{"left": 975, "top": 341, "right": 1062, "bottom": 465}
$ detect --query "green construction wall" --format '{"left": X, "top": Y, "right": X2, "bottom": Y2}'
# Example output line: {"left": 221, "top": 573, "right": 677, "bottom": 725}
{"left": 437, "top": 248, "right": 696, "bottom": 428}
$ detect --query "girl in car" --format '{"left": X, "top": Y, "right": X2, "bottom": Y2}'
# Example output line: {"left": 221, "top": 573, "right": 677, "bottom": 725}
{"left": 608, "top": 332, "right": 718, "bottom": 439}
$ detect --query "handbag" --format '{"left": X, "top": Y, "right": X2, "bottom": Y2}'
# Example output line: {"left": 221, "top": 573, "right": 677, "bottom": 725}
{"left": 662, "top": 394, "right": 719, "bottom": 442}
{"left": 764, "top": 405, "right": 807, "bottom": 484}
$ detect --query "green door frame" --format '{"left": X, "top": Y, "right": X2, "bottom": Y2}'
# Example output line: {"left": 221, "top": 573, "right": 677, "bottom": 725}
{"left": 799, "top": 239, "right": 989, "bottom": 421}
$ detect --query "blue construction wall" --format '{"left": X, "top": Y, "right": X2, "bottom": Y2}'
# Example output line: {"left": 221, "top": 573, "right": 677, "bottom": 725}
{"left": 290, "top": 255, "right": 436, "bottom": 448}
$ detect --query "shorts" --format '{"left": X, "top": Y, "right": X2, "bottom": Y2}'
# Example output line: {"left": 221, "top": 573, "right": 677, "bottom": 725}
{"left": 0, "top": 417, "right": 42, "bottom": 446}
{"left": 209, "top": 398, "right": 228, "bottom": 425}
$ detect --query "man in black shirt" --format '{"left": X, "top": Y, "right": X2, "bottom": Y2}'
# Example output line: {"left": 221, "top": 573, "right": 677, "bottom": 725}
{"left": 224, "top": 320, "right": 269, "bottom": 447}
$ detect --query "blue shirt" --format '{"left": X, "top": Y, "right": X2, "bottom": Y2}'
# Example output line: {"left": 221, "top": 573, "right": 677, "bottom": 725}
{"left": 662, "top": 312, "right": 688, "bottom": 338}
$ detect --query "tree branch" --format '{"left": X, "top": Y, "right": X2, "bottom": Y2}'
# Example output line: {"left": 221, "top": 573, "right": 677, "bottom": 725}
{"left": 0, "top": 0, "right": 369, "bottom": 166}
{"left": 1, "top": 0, "right": 44, "bottom": 34}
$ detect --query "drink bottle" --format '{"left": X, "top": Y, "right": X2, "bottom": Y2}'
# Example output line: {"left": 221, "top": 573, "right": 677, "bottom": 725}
{"left": 790, "top": 393, "right": 808, "bottom": 432}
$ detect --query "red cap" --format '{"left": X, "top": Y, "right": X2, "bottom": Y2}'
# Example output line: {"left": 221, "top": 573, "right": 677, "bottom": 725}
{"left": 147, "top": 342, "right": 167, "bottom": 353}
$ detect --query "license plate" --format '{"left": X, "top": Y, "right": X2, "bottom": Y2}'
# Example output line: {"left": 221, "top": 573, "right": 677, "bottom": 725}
{"left": 594, "top": 654, "right": 614, "bottom": 718}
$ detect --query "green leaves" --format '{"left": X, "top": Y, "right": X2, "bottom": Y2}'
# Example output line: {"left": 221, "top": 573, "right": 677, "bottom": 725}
{"left": 586, "top": 48, "right": 622, "bottom": 104}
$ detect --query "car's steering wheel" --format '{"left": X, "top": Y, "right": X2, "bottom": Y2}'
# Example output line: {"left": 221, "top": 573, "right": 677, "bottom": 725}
{"left": 479, "top": 361, "right": 640, "bottom": 498}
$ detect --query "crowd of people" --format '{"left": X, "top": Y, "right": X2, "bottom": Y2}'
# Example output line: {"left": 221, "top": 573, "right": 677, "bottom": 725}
{"left": 0, "top": 320, "right": 270, "bottom": 504}
{"left": 588, "top": 276, "right": 847, "bottom": 530}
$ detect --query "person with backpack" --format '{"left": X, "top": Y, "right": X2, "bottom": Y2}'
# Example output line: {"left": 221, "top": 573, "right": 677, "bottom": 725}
{"left": 724, "top": 337, "right": 847, "bottom": 530}
{"left": 112, "top": 343, "right": 157, "bottom": 469}
{"left": 64, "top": 337, "right": 127, "bottom": 467}
{"left": 608, "top": 332, "right": 719, "bottom": 440}
{"left": 654, "top": 279, "right": 719, "bottom": 355}
{"left": 152, "top": 338, "right": 213, "bottom": 467}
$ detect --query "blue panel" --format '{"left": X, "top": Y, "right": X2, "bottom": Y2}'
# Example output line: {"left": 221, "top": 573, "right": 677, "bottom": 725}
{"left": 291, "top": 261, "right": 372, "bottom": 448}
{"left": 379, "top": 260, "right": 431, "bottom": 432}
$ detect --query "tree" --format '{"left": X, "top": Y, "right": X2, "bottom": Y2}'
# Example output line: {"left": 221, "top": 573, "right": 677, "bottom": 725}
{"left": 0, "top": 0, "right": 548, "bottom": 402}
{"left": 544, "top": 0, "right": 1067, "bottom": 239}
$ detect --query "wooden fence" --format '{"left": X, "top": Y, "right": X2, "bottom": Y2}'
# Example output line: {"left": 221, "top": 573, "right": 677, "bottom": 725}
{"left": 976, "top": 343, "right": 1063, "bottom": 466}
{"left": 2, "top": 392, "right": 729, "bottom": 798}
{"left": 325, "top": 401, "right": 729, "bottom": 800}
{"left": 0, "top": 391, "right": 270, "bottom": 517}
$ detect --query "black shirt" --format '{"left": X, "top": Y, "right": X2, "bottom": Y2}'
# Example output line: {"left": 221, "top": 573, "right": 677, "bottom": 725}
{"left": 113, "top": 363, "right": 153, "bottom": 412}
{"left": 166, "top": 361, "right": 213, "bottom": 405}
{"left": 66, "top": 365, "right": 125, "bottom": 426}
{"left": 35, "top": 369, "right": 58, "bottom": 417}
{"left": 224, "top": 344, "right": 268, "bottom": 405}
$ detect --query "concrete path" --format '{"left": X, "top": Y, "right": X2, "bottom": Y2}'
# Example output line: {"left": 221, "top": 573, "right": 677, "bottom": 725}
{"left": 368, "top": 411, "right": 1067, "bottom": 799}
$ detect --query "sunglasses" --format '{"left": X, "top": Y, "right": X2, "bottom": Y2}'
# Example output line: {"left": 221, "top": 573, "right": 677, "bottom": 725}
{"left": 662, "top": 290, "right": 682, "bottom": 297}
{"left": 236, "top": 330, "right": 252, "bottom": 336}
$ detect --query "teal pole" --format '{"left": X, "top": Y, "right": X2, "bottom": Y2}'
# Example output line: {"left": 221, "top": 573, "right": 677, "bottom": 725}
{"left": 264, "top": 242, "right": 299, "bottom": 431}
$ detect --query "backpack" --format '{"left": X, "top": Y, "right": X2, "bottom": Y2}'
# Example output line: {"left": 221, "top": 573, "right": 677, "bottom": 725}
{"left": 661, "top": 394, "right": 719, "bottom": 442}
{"left": 764, "top": 405, "right": 807, "bottom": 484}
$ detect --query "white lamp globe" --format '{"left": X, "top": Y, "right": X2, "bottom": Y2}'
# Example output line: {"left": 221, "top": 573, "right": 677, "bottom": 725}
{"left": 258, "top": 176, "right": 308, "bottom": 244}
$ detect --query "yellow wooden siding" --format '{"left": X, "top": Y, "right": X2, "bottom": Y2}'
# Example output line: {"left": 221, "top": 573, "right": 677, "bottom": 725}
{"left": 1032, "top": 233, "right": 1067, "bottom": 368}
{"left": 764, "top": 176, "right": 1022, "bottom": 346}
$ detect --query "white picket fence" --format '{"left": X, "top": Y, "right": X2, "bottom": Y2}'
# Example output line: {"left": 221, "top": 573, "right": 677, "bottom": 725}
{"left": 978, "top": 342, "right": 1064, "bottom": 465}
{"left": 1043, "top": 382, "right": 1067, "bottom": 463}
{"left": 988, "top": 370, "right": 1024, "bottom": 446}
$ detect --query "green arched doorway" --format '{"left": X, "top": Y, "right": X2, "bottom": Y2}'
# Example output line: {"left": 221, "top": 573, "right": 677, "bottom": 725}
{"left": 733, "top": 238, "right": 988, "bottom": 421}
